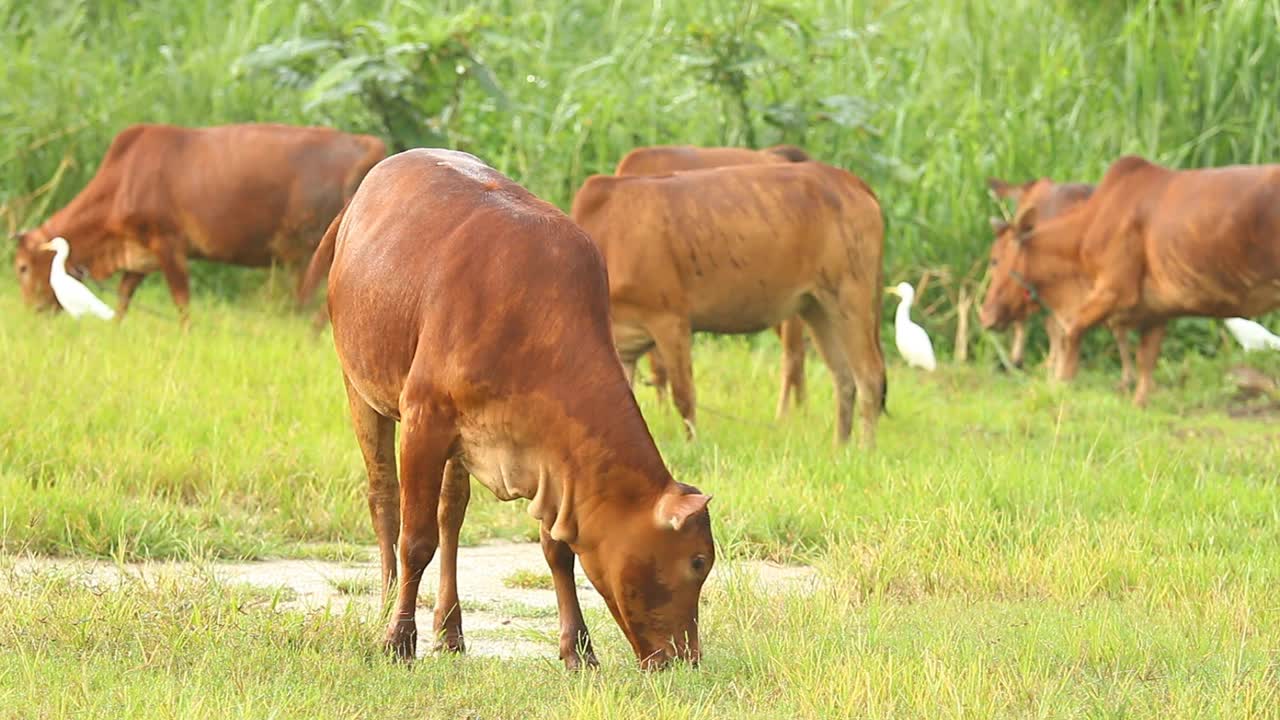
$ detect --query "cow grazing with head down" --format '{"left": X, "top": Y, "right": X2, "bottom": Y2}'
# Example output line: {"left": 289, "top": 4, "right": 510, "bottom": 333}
{"left": 571, "top": 161, "right": 886, "bottom": 447}
{"left": 985, "top": 177, "right": 1134, "bottom": 385}
{"left": 982, "top": 155, "right": 1280, "bottom": 406}
{"left": 614, "top": 144, "right": 812, "bottom": 419}
{"left": 12, "top": 123, "right": 385, "bottom": 319}
{"left": 309, "top": 148, "right": 715, "bottom": 669}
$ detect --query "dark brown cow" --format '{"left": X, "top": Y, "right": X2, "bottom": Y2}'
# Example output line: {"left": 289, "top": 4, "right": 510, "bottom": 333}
{"left": 12, "top": 123, "right": 385, "bottom": 319}
{"left": 571, "top": 161, "right": 886, "bottom": 447}
{"left": 982, "top": 156, "right": 1280, "bottom": 406}
{"left": 310, "top": 148, "right": 714, "bottom": 669}
{"left": 986, "top": 177, "right": 1134, "bottom": 385}
{"left": 615, "top": 144, "right": 811, "bottom": 419}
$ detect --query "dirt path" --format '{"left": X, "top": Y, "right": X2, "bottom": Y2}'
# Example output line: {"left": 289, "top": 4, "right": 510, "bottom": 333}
{"left": 7, "top": 541, "right": 818, "bottom": 661}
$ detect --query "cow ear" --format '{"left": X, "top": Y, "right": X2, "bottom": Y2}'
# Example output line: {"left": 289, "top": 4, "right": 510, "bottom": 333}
{"left": 1014, "top": 206, "right": 1038, "bottom": 243}
{"left": 654, "top": 492, "right": 711, "bottom": 531}
{"left": 988, "top": 177, "right": 1017, "bottom": 199}
{"left": 989, "top": 217, "right": 1009, "bottom": 235}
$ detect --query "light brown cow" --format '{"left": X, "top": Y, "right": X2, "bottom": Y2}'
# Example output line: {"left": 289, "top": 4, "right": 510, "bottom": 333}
{"left": 986, "top": 177, "right": 1134, "bottom": 385}
{"left": 310, "top": 148, "right": 715, "bottom": 669}
{"left": 981, "top": 155, "right": 1280, "bottom": 406}
{"left": 571, "top": 161, "right": 886, "bottom": 447}
{"left": 12, "top": 123, "right": 385, "bottom": 319}
{"left": 615, "top": 144, "right": 811, "bottom": 419}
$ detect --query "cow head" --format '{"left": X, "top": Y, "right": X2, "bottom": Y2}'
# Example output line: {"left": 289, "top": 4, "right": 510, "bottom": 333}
{"left": 980, "top": 204, "right": 1039, "bottom": 330}
{"left": 11, "top": 228, "right": 60, "bottom": 311}
{"left": 575, "top": 483, "right": 714, "bottom": 669}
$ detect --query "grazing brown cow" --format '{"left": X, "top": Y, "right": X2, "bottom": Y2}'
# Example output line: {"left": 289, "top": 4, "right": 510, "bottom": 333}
{"left": 981, "top": 155, "right": 1280, "bottom": 406}
{"left": 615, "top": 144, "right": 811, "bottom": 419}
{"left": 311, "top": 148, "right": 715, "bottom": 669}
{"left": 986, "top": 177, "right": 1134, "bottom": 385}
{"left": 571, "top": 161, "right": 886, "bottom": 446}
{"left": 12, "top": 123, "right": 385, "bottom": 319}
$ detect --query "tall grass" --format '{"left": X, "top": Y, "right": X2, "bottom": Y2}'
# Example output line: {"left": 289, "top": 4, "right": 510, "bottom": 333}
{"left": 3, "top": 0, "right": 1279, "bottom": 358}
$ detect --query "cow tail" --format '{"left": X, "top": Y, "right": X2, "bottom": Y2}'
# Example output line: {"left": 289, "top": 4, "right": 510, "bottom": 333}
{"left": 297, "top": 207, "right": 345, "bottom": 308}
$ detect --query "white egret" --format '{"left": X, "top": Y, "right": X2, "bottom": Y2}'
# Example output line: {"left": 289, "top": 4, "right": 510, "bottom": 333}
{"left": 40, "top": 237, "right": 115, "bottom": 320}
{"left": 1224, "top": 317, "right": 1280, "bottom": 352}
{"left": 887, "top": 281, "right": 936, "bottom": 371}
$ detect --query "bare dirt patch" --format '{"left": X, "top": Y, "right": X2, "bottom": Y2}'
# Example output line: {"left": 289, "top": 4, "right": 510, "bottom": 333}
{"left": 5, "top": 541, "right": 817, "bottom": 661}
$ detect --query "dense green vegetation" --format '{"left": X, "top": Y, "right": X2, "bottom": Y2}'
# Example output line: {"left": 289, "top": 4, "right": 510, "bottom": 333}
{"left": 4, "top": 0, "right": 1280, "bottom": 357}
{"left": 3, "top": 291, "right": 1280, "bottom": 718}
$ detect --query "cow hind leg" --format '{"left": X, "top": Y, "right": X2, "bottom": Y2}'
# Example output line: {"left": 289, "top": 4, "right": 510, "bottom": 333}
{"left": 433, "top": 459, "right": 470, "bottom": 653}
{"left": 649, "top": 316, "right": 696, "bottom": 439}
{"left": 383, "top": 401, "right": 453, "bottom": 662}
{"left": 833, "top": 286, "right": 886, "bottom": 449}
{"left": 343, "top": 375, "right": 400, "bottom": 614}
{"left": 775, "top": 318, "right": 806, "bottom": 419}
{"left": 798, "top": 304, "right": 856, "bottom": 447}
{"left": 541, "top": 526, "right": 597, "bottom": 670}
{"left": 1132, "top": 323, "right": 1167, "bottom": 408}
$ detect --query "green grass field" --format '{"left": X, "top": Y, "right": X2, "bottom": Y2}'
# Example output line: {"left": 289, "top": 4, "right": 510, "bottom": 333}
{"left": 5, "top": 0, "right": 1280, "bottom": 717}
{"left": 3, "top": 281, "right": 1280, "bottom": 718}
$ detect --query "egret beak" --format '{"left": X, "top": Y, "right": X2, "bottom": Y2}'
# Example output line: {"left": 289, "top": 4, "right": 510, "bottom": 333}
{"left": 884, "top": 286, "right": 899, "bottom": 296}
{"left": 38, "top": 241, "right": 54, "bottom": 251}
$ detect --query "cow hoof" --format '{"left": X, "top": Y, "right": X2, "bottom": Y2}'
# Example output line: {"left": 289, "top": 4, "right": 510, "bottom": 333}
{"left": 433, "top": 632, "right": 465, "bottom": 654}
{"left": 563, "top": 649, "right": 599, "bottom": 671}
{"left": 383, "top": 620, "right": 418, "bottom": 662}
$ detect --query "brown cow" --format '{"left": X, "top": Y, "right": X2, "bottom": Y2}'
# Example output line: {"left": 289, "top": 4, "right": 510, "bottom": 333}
{"left": 981, "top": 155, "right": 1280, "bottom": 406}
{"left": 986, "top": 177, "right": 1134, "bottom": 385}
{"left": 615, "top": 144, "right": 811, "bottom": 419}
{"left": 311, "top": 148, "right": 715, "bottom": 669}
{"left": 12, "top": 123, "right": 385, "bottom": 319}
{"left": 571, "top": 161, "right": 886, "bottom": 447}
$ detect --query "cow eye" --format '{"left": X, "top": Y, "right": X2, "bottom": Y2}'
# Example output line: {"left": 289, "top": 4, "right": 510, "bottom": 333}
{"left": 691, "top": 555, "right": 707, "bottom": 574}
{"left": 17, "top": 264, "right": 27, "bottom": 275}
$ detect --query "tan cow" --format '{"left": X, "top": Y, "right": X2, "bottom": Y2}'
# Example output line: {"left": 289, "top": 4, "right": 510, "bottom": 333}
{"left": 571, "top": 161, "right": 886, "bottom": 447}
{"left": 615, "top": 144, "right": 811, "bottom": 418}
{"left": 981, "top": 155, "right": 1280, "bottom": 406}
{"left": 986, "top": 177, "right": 1134, "bottom": 385}
{"left": 311, "top": 149, "right": 715, "bottom": 669}
{"left": 12, "top": 123, "right": 385, "bottom": 319}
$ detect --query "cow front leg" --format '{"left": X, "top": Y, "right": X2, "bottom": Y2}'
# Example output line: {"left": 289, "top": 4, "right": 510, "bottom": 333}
{"left": 650, "top": 316, "right": 696, "bottom": 439}
{"left": 432, "top": 459, "right": 470, "bottom": 653}
{"left": 1132, "top": 323, "right": 1167, "bottom": 408}
{"left": 1058, "top": 288, "right": 1120, "bottom": 381}
{"left": 383, "top": 404, "right": 452, "bottom": 662}
{"left": 648, "top": 349, "right": 670, "bottom": 403}
{"left": 152, "top": 241, "right": 192, "bottom": 324}
{"left": 1010, "top": 320, "right": 1028, "bottom": 369}
{"left": 1110, "top": 322, "right": 1135, "bottom": 390}
{"left": 115, "top": 272, "right": 146, "bottom": 320}
{"left": 541, "top": 526, "right": 597, "bottom": 670}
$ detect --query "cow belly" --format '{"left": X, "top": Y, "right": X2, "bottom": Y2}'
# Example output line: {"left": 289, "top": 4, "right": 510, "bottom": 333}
{"left": 689, "top": 289, "right": 805, "bottom": 334}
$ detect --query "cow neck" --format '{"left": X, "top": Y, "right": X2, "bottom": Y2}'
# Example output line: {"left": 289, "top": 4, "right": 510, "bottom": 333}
{"left": 542, "top": 382, "right": 674, "bottom": 551}
{"left": 1020, "top": 206, "right": 1092, "bottom": 312}
{"left": 40, "top": 182, "right": 116, "bottom": 265}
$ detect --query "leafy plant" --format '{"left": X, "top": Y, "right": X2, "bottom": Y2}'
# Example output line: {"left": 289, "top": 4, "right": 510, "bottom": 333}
{"left": 678, "top": 2, "right": 878, "bottom": 148}
{"left": 235, "top": 4, "right": 507, "bottom": 152}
